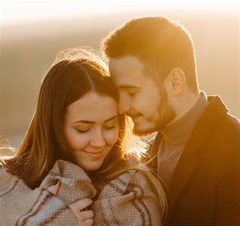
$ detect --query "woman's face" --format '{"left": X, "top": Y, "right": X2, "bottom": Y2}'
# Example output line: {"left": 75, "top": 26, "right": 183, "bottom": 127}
{"left": 64, "top": 91, "right": 119, "bottom": 171}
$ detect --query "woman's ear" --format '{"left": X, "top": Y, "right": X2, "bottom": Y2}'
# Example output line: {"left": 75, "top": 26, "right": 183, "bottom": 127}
{"left": 165, "top": 68, "right": 186, "bottom": 96}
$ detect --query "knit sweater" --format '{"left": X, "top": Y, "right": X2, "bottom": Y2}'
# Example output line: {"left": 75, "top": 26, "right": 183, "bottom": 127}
{"left": 0, "top": 160, "right": 162, "bottom": 226}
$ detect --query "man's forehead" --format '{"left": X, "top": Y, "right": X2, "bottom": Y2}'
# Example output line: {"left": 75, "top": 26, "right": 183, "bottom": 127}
{"left": 109, "top": 56, "right": 145, "bottom": 76}
{"left": 109, "top": 55, "right": 142, "bottom": 65}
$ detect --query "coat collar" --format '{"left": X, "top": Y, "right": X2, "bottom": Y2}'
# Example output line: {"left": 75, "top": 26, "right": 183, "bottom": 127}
{"left": 153, "top": 96, "right": 228, "bottom": 202}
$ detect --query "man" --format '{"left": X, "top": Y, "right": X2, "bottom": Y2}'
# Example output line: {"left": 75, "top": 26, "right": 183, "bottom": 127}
{"left": 101, "top": 16, "right": 240, "bottom": 226}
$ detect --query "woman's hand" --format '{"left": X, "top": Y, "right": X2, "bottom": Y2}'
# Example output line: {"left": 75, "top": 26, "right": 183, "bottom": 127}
{"left": 48, "top": 181, "right": 94, "bottom": 226}
{"left": 47, "top": 180, "right": 61, "bottom": 195}
{"left": 69, "top": 198, "right": 94, "bottom": 226}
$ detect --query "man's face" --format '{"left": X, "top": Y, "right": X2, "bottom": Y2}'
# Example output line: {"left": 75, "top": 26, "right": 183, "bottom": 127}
{"left": 109, "top": 55, "right": 175, "bottom": 135}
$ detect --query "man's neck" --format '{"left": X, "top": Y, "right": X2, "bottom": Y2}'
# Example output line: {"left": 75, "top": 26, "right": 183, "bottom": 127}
{"left": 171, "top": 90, "right": 201, "bottom": 124}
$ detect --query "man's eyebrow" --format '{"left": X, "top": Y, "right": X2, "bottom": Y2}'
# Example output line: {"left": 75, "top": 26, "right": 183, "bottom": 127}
{"left": 118, "top": 85, "right": 140, "bottom": 90}
{"left": 74, "top": 120, "right": 94, "bottom": 124}
{"left": 74, "top": 116, "right": 118, "bottom": 124}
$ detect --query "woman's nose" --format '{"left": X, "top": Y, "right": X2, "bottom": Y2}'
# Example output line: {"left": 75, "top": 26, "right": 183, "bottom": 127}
{"left": 90, "top": 128, "right": 106, "bottom": 147}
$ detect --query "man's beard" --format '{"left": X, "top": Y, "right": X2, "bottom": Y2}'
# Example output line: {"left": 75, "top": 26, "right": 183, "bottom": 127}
{"left": 132, "top": 88, "right": 176, "bottom": 136}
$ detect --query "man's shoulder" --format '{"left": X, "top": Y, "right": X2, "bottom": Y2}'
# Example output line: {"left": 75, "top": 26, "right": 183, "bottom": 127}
{"left": 214, "top": 111, "right": 240, "bottom": 138}
{"left": 200, "top": 95, "right": 240, "bottom": 134}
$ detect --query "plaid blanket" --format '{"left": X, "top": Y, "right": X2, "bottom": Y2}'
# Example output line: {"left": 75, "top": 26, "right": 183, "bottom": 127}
{"left": 0, "top": 160, "right": 162, "bottom": 225}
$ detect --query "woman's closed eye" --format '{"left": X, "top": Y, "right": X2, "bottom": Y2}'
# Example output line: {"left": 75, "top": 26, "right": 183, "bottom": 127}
{"left": 104, "top": 119, "right": 118, "bottom": 130}
{"left": 104, "top": 125, "right": 117, "bottom": 130}
{"left": 128, "top": 91, "right": 138, "bottom": 97}
{"left": 75, "top": 128, "right": 90, "bottom": 133}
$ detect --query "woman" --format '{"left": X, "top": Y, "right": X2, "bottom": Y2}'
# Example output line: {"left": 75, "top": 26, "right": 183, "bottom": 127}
{"left": 0, "top": 47, "right": 166, "bottom": 225}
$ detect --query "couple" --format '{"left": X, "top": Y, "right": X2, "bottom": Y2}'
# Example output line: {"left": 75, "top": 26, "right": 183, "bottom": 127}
{"left": 1, "top": 16, "right": 240, "bottom": 226}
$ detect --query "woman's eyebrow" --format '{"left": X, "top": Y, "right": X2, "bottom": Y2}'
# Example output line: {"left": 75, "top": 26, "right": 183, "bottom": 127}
{"left": 104, "top": 116, "right": 118, "bottom": 123}
{"left": 74, "top": 116, "right": 117, "bottom": 124}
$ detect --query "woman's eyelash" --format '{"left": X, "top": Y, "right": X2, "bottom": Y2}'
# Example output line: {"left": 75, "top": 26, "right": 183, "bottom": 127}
{"left": 75, "top": 123, "right": 117, "bottom": 132}
{"left": 104, "top": 125, "right": 116, "bottom": 130}
{"left": 128, "top": 91, "right": 138, "bottom": 97}
{"left": 76, "top": 129, "right": 89, "bottom": 133}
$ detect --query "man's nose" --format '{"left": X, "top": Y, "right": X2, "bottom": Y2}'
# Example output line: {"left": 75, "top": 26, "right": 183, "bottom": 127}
{"left": 119, "top": 98, "right": 130, "bottom": 114}
{"left": 119, "top": 95, "right": 131, "bottom": 114}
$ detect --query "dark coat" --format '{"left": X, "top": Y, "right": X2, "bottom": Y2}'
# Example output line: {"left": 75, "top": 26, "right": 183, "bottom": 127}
{"left": 150, "top": 96, "right": 240, "bottom": 226}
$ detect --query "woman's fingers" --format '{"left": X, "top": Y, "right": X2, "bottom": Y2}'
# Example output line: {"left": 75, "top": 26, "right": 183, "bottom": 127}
{"left": 80, "top": 218, "right": 94, "bottom": 226}
{"left": 77, "top": 210, "right": 94, "bottom": 220}
{"left": 75, "top": 210, "right": 94, "bottom": 225}
{"left": 48, "top": 182, "right": 94, "bottom": 225}
{"left": 47, "top": 180, "right": 61, "bottom": 195}
{"left": 69, "top": 198, "right": 93, "bottom": 211}
{"left": 68, "top": 198, "right": 94, "bottom": 225}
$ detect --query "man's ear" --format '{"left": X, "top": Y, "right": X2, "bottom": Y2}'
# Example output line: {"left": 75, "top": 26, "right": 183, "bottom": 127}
{"left": 165, "top": 68, "right": 186, "bottom": 96}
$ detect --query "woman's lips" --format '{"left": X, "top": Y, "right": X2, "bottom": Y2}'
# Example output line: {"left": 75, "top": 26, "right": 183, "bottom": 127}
{"left": 83, "top": 150, "right": 103, "bottom": 158}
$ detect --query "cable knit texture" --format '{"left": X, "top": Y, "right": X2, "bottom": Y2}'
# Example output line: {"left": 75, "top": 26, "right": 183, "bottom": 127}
{"left": 0, "top": 160, "right": 162, "bottom": 225}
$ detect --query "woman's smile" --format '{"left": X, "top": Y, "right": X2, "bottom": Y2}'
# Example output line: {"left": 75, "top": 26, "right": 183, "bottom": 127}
{"left": 82, "top": 149, "right": 104, "bottom": 158}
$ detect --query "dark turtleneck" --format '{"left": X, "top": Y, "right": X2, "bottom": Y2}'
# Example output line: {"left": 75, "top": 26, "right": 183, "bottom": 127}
{"left": 157, "top": 92, "right": 209, "bottom": 187}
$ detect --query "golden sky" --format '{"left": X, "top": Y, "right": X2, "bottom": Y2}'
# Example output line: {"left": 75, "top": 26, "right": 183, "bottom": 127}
{"left": 1, "top": 0, "right": 239, "bottom": 25}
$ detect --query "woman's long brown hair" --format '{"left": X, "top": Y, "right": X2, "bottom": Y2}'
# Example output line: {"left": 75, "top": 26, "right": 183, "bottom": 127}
{"left": 5, "top": 49, "right": 125, "bottom": 188}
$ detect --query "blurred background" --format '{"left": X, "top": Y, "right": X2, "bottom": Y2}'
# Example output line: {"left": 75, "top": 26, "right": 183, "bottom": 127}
{"left": 0, "top": 0, "right": 239, "bottom": 154}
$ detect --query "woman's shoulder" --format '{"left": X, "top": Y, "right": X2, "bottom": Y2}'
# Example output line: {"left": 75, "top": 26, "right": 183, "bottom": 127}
{"left": 0, "top": 165, "right": 12, "bottom": 180}
{"left": 92, "top": 168, "right": 163, "bottom": 226}
{"left": 115, "top": 162, "right": 154, "bottom": 184}
{"left": 100, "top": 169, "right": 154, "bottom": 197}
{"left": 126, "top": 169, "right": 156, "bottom": 191}
{"left": 0, "top": 165, "right": 25, "bottom": 197}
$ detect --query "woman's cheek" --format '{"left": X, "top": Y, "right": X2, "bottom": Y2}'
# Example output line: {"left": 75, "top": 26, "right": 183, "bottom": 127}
{"left": 70, "top": 133, "right": 90, "bottom": 150}
{"left": 108, "top": 128, "right": 119, "bottom": 145}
